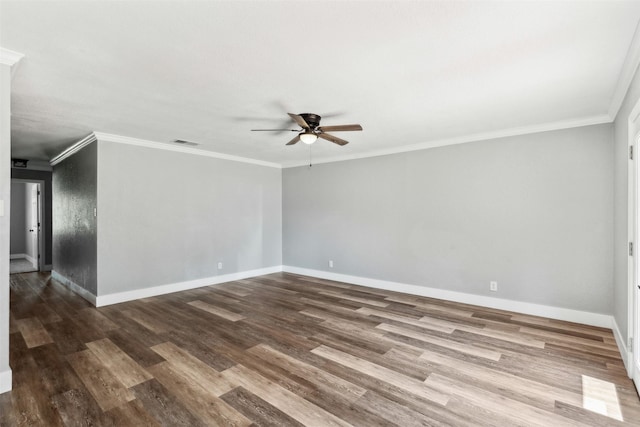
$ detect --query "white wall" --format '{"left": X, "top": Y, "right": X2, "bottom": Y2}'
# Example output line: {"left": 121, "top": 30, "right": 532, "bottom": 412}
{"left": 284, "top": 124, "right": 614, "bottom": 315}
{"left": 96, "top": 141, "right": 282, "bottom": 297}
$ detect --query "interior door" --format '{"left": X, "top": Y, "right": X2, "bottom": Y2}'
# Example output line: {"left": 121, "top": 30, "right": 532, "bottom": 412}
{"left": 634, "top": 130, "right": 640, "bottom": 393}
{"left": 628, "top": 96, "right": 640, "bottom": 394}
{"left": 28, "top": 183, "right": 39, "bottom": 270}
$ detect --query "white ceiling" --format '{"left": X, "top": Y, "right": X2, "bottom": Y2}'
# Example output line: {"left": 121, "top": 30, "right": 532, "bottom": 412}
{"left": 2, "top": 1, "right": 640, "bottom": 167}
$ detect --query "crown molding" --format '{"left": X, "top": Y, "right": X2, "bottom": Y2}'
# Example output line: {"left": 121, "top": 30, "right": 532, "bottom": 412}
{"left": 93, "top": 132, "right": 281, "bottom": 169}
{"left": 282, "top": 113, "right": 612, "bottom": 168}
{"left": 608, "top": 20, "right": 640, "bottom": 120}
{"left": 50, "top": 133, "right": 97, "bottom": 166}
{"left": 0, "top": 47, "right": 24, "bottom": 67}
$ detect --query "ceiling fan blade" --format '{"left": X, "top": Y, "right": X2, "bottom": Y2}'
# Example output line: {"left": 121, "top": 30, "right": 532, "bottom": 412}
{"left": 317, "top": 124, "right": 363, "bottom": 132}
{"left": 251, "top": 129, "right": 298, "bottom": 131}
{"left": 318, "top": 133, "right": 349, "bottom": 146}
{"left": 286, "top": 135, "right": 301, "bottom": 145}
{"left": 288, "top": 113, "right": 310, "bottom": 130}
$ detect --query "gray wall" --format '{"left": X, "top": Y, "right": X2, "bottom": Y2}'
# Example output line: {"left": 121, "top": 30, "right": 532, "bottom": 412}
{"left": 11, "top": 168, "right": 53, "bottom": 266}
{"left": 284, "top": 124, "right": 614, "bottom": 314}
{"left": 9, "top": 182, "right": 26, "bottom": 254}
{"left": 97, "top": 142, "right": 282, "bottom": 296}
{"left": 53, "top": 141, "right": 98, "bottom": 294}
{"left": 613, "top": 64, "right": 640, "bottom": 340}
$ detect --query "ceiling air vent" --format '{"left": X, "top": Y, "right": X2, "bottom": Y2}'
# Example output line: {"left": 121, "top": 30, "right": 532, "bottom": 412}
{"left": 172, "top": 139, "right": 199, "bottom": 147}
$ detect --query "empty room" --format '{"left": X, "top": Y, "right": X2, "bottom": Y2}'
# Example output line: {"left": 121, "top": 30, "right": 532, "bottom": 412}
{"left": 2, "top": 0, "right": 640, "bottom": 425}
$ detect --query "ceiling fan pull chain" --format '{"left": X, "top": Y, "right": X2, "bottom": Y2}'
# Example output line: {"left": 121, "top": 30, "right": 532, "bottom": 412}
{"left": 309, "top": 145, "right": 313, "bottom": 168}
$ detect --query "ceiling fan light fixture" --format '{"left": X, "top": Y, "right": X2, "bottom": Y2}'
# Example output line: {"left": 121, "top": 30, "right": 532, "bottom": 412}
{"left": 300, "top": 132, "right": 318, "bottom": 145}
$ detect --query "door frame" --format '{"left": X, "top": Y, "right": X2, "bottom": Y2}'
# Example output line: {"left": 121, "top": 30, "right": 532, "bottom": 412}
{"left": 11, "top": 178, "right": 44, "bottom": 271}
{"left": 628, "top": 97, "right": 640, "bottom": 390}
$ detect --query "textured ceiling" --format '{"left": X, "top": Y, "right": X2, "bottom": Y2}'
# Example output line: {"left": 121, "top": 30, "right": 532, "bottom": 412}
{"left": 2, "top": 1, "right": 640, "bottom": 167}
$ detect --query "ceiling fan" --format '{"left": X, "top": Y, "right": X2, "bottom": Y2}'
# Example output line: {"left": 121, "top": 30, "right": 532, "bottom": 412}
{"left": 252, "top": 113, "right": 362, "bottom": 146}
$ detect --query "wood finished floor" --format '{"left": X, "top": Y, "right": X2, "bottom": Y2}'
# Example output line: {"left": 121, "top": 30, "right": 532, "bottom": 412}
{"left": 1, "top": 272, "right": 639, "bottom": 426}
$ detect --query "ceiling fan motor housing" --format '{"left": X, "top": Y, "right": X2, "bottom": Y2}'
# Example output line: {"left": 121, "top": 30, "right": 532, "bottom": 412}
{"left": 299, "top": 113, "right": 321, "bottom": 130}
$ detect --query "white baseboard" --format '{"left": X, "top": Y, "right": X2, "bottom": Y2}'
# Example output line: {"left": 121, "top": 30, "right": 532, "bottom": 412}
{"left": 9, "top": 253, "right": 33, "bottom": 263}
{"left": 0, "top": 368, "right": 11, "bottom": 394}
{"left": 96, "top": 265, "right": 284, "bottom": 307}
{"left": 24, "top": 254, "right": 36, "bottom": 266}
{"left": 10, "top": 253, "right": 40, "bottom": 269}
{"left": 612, "top": 318, "right": 632, "bottom": 377}
{"left": 51, "top": 270, "right": 97, "bottom": 306}
{"left": 283, "top": 266, "right": 614, "bottom": 329}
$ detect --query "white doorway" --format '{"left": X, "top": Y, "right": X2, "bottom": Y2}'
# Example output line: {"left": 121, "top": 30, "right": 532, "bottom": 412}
{"left": 631, "top": 102, "right": 640, "bottom": 392}
{"left": 9, "top": 180, "right": 43, "bottom": 274}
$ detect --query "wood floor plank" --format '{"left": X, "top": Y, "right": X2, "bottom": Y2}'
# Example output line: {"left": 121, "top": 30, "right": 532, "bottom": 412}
{"left": 247, "top": 343, "right": 367, "bottom": 402}
{"left": 52, "top": 387, "right": 114, "bottom": 427}
{"left": 384, "top": 294, "right": 475, "bottom": 317}
{"left": 150, "top": 341, "right": 236, "bottom": 396}
{"left": 148, "top": 362, "right": 252, "bottom": 426}
{"left": 311, "top": 344, "right": 450, "bottom": 406}
{"left": 356, "top": 390, "right": 475, "bottom": 427}
{"left": 105, "top": 399, "right": 161, "bottom": 426}
{"left": 131, "top": 379, "right": 208, "bottom": 427}
{"left": 106, "top": 328, "right": 167, "bottom": 368}
{"left": 86, "top": 338, "right": 153, "bottom": 388}
{"left": 220, "top": 386, "right": 305, "bottom": 427}
{"left": 378, "top": 322, "right": 503, "bottom": 361}
{"left": 11, "top": 383, "right": 63, "bottom": 427}
{"left": 358, "top": 306, "right": 456, "bottom": 334}
{"left": 66, "top": 349, "right": 136, "bottom": 412}
{"left": 31, "top": 343, "right": 84, "bottom": 396}
{"left": 121, "top": 308, "right": 170, "bottom": 334}
{"left": 76, "top": 307, "right": 119, "bottom": 331}
{"left": 319, "top": 290, "right": 390, "bottom": 307}
{"left": 44, "top": 318, "right": 89, "bottom": 354}
{"left": 33, "top": 302, "right": 63, "bottom": 324}
{"left": 221, "top": 364, "right": 354, "bottom": 427}
{"left": 419, "top": 347, "right": 583, "bottom": 408}
{"left": 187, "top": 300, "right": 246, "bottom": 321}
{"left": 310, "top": 332, "right": 433, "bottom": 381}
{"left": 8, "top": 310, "right": 19, "bottom": 334}
{"left": 0, "top": 392, "right": 16, "bottom": 427}
{"left": 15, "top": 316, "right": 53, "bottom": 348}
{"left": 553, "top": 400, "right": 627, "bottom": 427}
{"left": 426, "top": 373, "right": 585, "bottom": 427}
{"left": 452, "top": 322, "right": 546, "bottom": 348}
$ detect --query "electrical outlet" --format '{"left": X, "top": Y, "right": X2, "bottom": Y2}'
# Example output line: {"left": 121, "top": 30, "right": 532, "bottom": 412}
{"left": 490, "top": 281, "right": 498, "bottom": 292}
{"left": 217, "top": 262, "right": 223, "bottom": 270}
{"left": 329, "top": 260, "right": 334, "bottom": 268}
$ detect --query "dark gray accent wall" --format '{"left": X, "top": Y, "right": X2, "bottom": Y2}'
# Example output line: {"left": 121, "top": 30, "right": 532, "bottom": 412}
{"left": 283, "top": 124, "right": 614, "bottom": 314}
{"left": 9, "top": 182, "right": 26, "bottom": 254}
{"left": 11, "top": 168, "right": 53, "bottom": 266}
{"left": 52, "top": 142, "right": 97, "bottom": 294}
